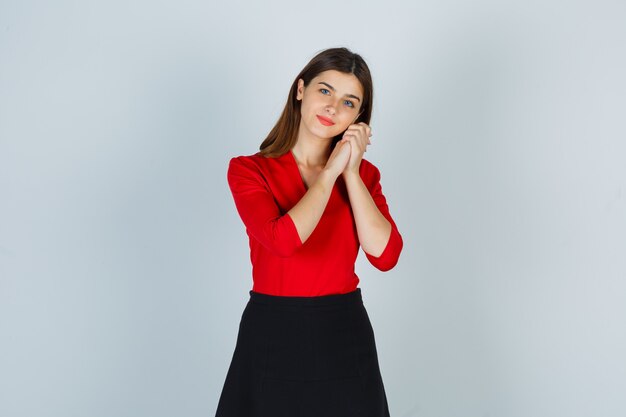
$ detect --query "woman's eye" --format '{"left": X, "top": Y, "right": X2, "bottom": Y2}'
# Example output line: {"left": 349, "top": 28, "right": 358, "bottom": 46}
{"left": 320, "top": 88, "right": 330, "bottom": 95}
{"left": 344, "top": 100, "right": 354, "bottom": 108}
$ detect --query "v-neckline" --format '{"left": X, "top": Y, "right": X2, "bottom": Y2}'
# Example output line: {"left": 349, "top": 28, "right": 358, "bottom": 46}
{"left": 288, "top": 149, "right": 310, "bottom": 192}
{"left": 288, "top": 149, "right": 333, "bottom": 193}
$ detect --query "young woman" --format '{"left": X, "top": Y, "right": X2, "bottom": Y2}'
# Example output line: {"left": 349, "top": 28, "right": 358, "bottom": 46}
{"left": 215, "top": 47, "right": 403, "bottom": 417}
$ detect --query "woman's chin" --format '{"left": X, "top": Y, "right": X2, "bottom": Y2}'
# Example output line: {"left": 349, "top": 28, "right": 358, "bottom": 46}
{"left": 310, "top": 130, "right": 336, "bottom": 141}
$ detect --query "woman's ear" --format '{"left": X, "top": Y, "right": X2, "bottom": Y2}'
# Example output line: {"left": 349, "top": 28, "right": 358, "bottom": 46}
{"left": 296, "top": 79, "right": 304, "bottom": 101}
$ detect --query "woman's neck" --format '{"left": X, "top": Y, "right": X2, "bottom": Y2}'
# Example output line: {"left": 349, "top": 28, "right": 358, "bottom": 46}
{"left": 291, "top": 134, "right": 333, "bottom": 168}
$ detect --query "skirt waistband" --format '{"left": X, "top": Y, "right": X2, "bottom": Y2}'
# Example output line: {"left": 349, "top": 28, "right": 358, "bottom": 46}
{"left": 248, "top": 288, "right": 362, "bottom": 308}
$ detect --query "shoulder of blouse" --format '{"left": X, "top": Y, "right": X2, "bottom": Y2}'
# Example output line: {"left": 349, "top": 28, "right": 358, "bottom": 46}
{"left": 229, "top": 151, "right": 288, "bottom": 169}
{"left": 229, "top": 151, "right": 263, "bottom": 164}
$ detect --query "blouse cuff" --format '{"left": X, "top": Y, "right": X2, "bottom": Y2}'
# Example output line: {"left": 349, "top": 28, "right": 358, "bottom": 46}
{"left": 365, "top": 225, "right": 403, "bottom": 271}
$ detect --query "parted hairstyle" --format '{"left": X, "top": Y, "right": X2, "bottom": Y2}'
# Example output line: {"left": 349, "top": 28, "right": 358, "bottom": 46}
{"left": 259, "top": 47, "right": 373, "bottom": 158}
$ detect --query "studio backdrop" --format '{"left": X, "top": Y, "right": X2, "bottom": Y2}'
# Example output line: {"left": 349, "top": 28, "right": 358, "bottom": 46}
{"left": 1, "top": 1, "right": 625, "bottom": 416}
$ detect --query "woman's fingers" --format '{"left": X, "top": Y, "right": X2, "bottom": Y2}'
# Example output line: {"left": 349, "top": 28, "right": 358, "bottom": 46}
{"left": 344, "top": 123, "right": 372, "bottom": 146}
{"left": 340, "top": 124, "right": 372, "bottom": 179}
{"left": 343, "top": 131, "right": 370, "bottom": 151}
{"left": 326, "top": 140, "right": 353, "bottom": 176}
{"left": 342, "top": 135, "right": 367, "bottom": 153}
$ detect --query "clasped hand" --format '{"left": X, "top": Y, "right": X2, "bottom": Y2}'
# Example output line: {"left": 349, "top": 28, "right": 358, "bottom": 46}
{"left": 324, "top": 122, "right": 372, "bottom": 178}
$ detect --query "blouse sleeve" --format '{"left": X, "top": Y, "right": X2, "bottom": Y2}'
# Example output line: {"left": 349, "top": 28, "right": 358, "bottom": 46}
{"left": 227, "top": 156, "right": 303, "bottom": 257}
{"left": 362, "top": 163, "right": 403, "bottom": 271}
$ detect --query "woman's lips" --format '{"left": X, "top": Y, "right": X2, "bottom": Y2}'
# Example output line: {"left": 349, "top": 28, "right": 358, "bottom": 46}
{"left": 316, "top": 115, "right": 335, "bottom": 126}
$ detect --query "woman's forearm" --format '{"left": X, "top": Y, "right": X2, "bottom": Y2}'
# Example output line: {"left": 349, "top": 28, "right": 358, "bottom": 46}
{"left": 342, "top": 170, "right": 391, "bottom": 257}
{"left": 287, "top": 169, "right": 337, "bottom": 244}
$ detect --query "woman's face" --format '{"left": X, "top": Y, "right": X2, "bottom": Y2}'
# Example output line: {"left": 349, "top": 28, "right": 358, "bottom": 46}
{"left": 296, "top": 69, "right": 364, "bottom": 141}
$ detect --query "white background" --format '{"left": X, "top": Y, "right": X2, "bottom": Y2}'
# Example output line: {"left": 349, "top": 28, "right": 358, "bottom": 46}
{"left": 1, "top": 1, "right": 625, "bottom": 416}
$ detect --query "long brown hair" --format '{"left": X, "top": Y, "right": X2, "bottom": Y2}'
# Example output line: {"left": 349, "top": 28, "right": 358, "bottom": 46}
{"left": 259, "top": 47, "right": 373, "bottom": 158}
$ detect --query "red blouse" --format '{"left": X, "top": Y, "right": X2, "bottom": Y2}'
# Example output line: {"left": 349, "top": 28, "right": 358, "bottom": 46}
{"left": 227, "top": 150, "right": 403, "bottom": 297}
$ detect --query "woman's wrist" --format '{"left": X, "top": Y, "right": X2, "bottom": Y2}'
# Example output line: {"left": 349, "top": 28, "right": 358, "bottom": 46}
{"left": 342, "top": 168, "right": 361, "bottom": 182}
{"left": 321, "top": 167, "right": 341, "bottom": 183}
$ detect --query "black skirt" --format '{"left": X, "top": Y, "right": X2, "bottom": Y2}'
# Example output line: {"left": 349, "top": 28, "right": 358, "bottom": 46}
{"left": 215, "top": 288, "right": 391, "bottom": 417}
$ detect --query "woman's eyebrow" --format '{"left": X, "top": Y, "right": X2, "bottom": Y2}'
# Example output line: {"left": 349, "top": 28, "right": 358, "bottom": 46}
{"left": 318, "top": 82, "right": 361, "bottom": 102}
